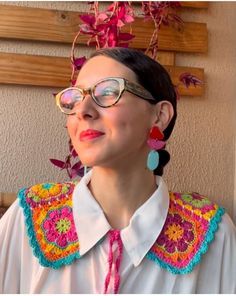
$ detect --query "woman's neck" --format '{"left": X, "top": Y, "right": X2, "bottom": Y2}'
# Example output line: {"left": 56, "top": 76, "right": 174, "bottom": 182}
{"left": 88, "top": 166, "right": 157, "bottom": 230}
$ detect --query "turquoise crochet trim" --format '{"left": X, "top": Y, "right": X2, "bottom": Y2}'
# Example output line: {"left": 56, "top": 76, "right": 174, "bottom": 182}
{"left": 18, "top": 187, "right": 81, "bottom": 269}
{"left": 146, "top": 207, "right": 225, "bottom": 274}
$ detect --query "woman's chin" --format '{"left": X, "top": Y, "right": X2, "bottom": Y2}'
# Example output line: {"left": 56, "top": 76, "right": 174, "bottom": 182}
{"left": 80, "top": 159, "right": 111, "bottom": 170}
{"left": 78, "top": 152, "right": 108, "bottom": 168}
{"left": 79, "top": 157, "right": 100, "bottom": 168}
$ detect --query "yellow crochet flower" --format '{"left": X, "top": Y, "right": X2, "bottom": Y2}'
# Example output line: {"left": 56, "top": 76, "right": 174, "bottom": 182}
{"left": 30, "top": 183, "right": 63, "bottom": 200}
{"left": 165, "top": 224, "right": 184, "bottom": 242}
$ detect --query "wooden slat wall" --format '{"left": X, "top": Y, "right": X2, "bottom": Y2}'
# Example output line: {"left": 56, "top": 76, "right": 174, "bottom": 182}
{"left": 165, "top": 66, "right": 204, "bottom": 96}
{"left": 123, "top": 20, "right": 207, "bottom": 53}
{"left": 0, "top": 53, "right": 71, "bottom": 88}
{"left": 0, "top": 5, "right": 207, "bottom": 53}
{"left": 0, "top": 52, "right": 204, "bottom": 96}
{"left": 156, "top": 52, "right": 175, "bottom": 66}
{"left": 181, "top": 2, "right": 208, "bottom": 9}
{"left": 0, "top": 3, "right": 207, "bottom": 96}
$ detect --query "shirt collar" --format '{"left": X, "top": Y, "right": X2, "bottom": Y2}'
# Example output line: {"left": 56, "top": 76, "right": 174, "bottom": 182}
{"left": 72, "top": 170, "right": 169, "bottom": 267}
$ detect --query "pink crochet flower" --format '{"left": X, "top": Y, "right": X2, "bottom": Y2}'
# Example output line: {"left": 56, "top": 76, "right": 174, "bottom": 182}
{"left": 157, "top": 213, "right": 194, "bottom": 253}
{"left": 43, "top": 207, "right": 78, "bottom": 248}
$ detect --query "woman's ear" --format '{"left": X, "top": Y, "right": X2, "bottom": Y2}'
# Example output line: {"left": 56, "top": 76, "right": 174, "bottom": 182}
{"left": 154, "top": 101, "right": 174, "bottom": 131}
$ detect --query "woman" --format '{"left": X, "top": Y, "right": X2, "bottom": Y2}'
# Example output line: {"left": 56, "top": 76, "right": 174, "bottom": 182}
{"left": 0, "top": 47, "right": 235, "bottom": 293}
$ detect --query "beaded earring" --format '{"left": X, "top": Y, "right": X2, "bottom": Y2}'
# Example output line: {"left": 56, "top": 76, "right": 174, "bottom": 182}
{"left": 147, "top": 126, "right": 166, "bottom": 171}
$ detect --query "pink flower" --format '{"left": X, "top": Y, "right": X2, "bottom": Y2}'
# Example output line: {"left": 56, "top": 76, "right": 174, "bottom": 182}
{"left": 78, "top": 2, "right": 135, "bottom": 49}
{"left": 42, "top": 207, "right": 78, "bottom": 248}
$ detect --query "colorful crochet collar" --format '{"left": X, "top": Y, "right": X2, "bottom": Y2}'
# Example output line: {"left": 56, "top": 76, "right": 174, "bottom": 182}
{"left": 18, "top": 172, "right": 224, "bottom": 274}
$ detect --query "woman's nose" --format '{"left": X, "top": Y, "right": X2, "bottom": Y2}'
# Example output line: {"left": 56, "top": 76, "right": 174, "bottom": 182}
{"left": 74, "top": 94, "right": 99, "bottom": 120}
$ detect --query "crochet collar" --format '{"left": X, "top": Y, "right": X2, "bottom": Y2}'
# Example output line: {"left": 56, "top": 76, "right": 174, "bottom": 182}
{"left": 72, "top": 170, "right": 169, "bottom": 267}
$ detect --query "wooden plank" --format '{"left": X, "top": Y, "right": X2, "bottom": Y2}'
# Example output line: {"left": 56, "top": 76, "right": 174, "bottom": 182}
{"left": 0, "top": 52, "right": 204, "bottom": 96}
{"left": 0, "top": 52, "right": 71, "bottom": 87}
{"left": 0, "top": 192, "right": 16, "bottom": 207}
{"left": 181, "top": 2, "right": 208, "bottom": 9}
{"left": 128, "top": 2, "right": 208, "bottom": 9}
{"left": 0, "top": 4, "right": 207, "bottom": 53}
{"left": 156, "top": 52, "right": 175, "bottom": 66}
{"left": 0, "top": 4, "right": 78, "bottom": 43}
{"left": 165, "top": 65, "right": 204, "bottom": 96}
{"left": 123, "top": 20, "right": 208, "bottom": 53}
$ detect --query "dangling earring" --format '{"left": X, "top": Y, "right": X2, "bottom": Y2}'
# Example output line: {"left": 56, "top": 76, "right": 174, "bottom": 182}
{"left": 147, "top": 126, "right": 166, "bottom": 171}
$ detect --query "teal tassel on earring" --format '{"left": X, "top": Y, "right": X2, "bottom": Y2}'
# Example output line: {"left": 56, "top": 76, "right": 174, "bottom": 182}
{"left": 146, "top": 126, "right": 165, "bottom": 172}
{"left": 147, "top": 150, "right": 159, "bottom": 171}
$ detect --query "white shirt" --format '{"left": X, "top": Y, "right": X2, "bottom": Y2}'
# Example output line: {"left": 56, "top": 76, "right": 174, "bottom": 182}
{"left": 0, "top": 172, "right": 236, "bottom": 293}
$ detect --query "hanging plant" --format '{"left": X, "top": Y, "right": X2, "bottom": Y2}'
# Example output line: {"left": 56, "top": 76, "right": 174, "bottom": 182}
{"left": 50, "top": 1, "right": 203, "bottom": 179}
{"left": 50, "top": 139, "right": 84, "bottom": 178}
{"left": 70, "top": 1, "right": 135, "bottom": 84}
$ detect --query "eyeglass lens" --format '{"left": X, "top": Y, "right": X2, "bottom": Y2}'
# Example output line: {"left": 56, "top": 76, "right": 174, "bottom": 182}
{"left": 59, "top": 79, "right": 121, "bottom": 113}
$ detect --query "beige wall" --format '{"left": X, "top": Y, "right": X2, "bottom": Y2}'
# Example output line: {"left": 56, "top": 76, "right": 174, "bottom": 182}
{"left": 1, "top": 2, "right": 236, "bottom": 223}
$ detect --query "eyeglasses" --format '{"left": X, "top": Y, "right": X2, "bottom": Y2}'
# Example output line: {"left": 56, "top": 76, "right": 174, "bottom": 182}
{"left": 55, "top": 77, "right": 156, "bottom": 115}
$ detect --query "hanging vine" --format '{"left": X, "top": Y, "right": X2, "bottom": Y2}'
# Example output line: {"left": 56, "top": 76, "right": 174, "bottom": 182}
{"left": 50, "top": 1, "right": 203, "bottom": 179}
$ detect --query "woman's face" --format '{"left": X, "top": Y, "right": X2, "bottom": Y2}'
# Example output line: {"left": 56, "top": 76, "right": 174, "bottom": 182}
{"left": 67, "top": 55, "right": 156, "bottom": 169}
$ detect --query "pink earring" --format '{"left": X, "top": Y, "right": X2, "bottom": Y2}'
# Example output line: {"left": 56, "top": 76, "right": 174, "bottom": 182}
{"left": 147, "top": 126, "right": 166, "bottom": 171}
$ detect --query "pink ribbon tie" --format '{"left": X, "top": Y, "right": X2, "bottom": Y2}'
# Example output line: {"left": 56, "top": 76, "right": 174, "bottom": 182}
{"left": 103, "top": 230, "right": 123, "bottom": 294}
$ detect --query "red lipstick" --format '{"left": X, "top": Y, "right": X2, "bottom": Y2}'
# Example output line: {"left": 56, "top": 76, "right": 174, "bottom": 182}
{"left": 79, "top": 129, "right": 105, "bottom": 141}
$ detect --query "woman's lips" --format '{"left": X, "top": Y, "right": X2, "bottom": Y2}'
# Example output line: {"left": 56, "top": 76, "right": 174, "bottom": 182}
{"left": 79, "top": 129, "right": 105, "bottom": 141}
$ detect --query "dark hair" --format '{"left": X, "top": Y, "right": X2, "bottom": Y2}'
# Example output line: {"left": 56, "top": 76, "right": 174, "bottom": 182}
{"left": 90, "top": 47, "right": 177, "bottom": 176}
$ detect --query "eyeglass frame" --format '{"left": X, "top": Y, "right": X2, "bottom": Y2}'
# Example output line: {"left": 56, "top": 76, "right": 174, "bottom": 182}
{"left": 55, "top": 77, "right": 157, "bottom": 115}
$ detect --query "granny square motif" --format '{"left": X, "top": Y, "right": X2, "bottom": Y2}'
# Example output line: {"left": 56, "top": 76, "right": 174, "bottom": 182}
{"left": 18, "top": 182, "right": 80, "bottom": 269}
{"left": 19, "top": 183, "right": 224, "bottom": 273}
{"left": 146, "top": 192, "right": 224, "bottom": 274}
